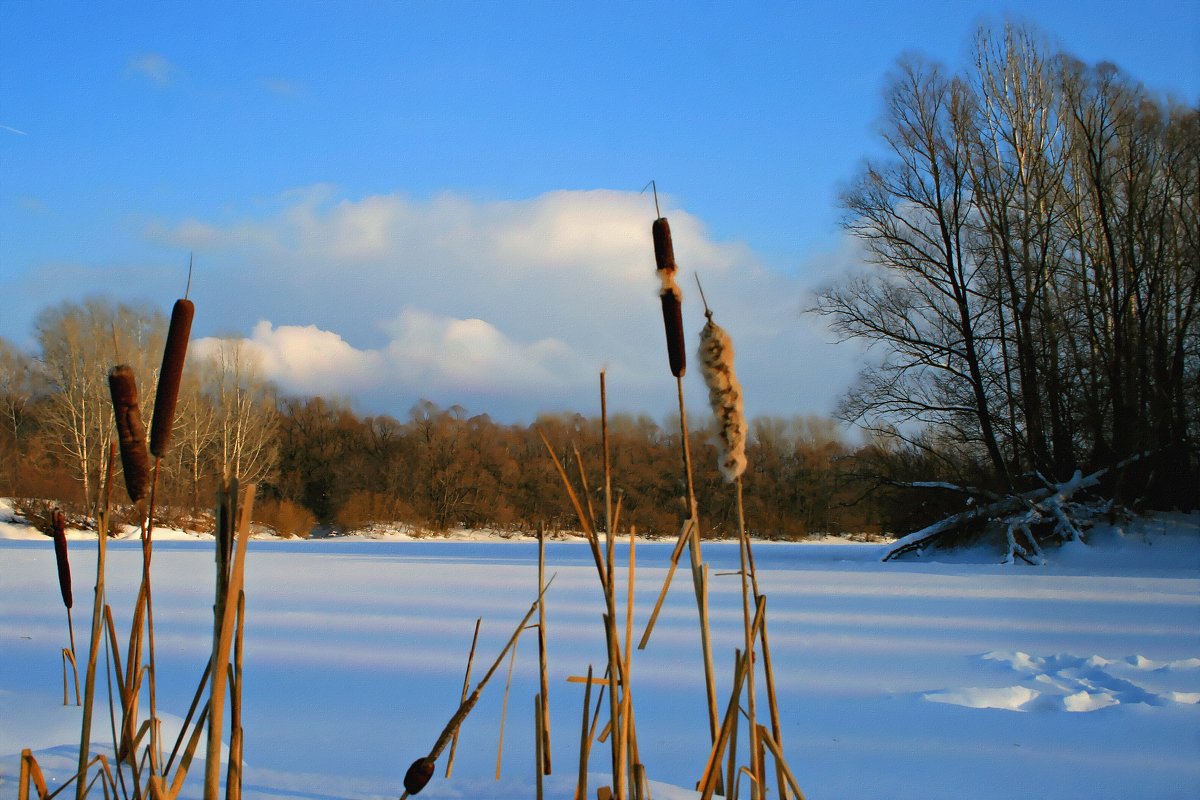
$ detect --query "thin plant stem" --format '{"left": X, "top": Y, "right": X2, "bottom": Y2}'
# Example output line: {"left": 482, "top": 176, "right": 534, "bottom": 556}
{"left": 444, "top": 618, "right": 481, "bottom": 779}
{"left": 76, "top": 446, "right": 114, "bottom": 800}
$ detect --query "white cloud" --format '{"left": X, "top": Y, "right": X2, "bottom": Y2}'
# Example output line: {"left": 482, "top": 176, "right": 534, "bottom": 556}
{"left": 126, "top": 53, "right": 174, "bottom": 87}
{"left": 150, "top": 187, "right": 859, "bottom": 420}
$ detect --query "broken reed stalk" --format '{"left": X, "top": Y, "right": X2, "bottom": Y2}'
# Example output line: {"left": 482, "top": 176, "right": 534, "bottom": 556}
{"left": 537, "top": 523, "right": 552, "bottom": 775}
{"left": 205, "top": 480, "right": 255, "bottom": 800}
{"left": 19, "top": 749, "right": 49, "bottom": 800}
{"left": 444, "top": 617, "right": 481, "bottom": 779}
{"left": 401, "top": 577, "right": 556, "bottom": 798}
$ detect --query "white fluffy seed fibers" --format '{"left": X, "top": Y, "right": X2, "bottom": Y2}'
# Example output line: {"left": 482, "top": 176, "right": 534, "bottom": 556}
{"left": 698, "top": 314, "right": 747, "bottom": 482}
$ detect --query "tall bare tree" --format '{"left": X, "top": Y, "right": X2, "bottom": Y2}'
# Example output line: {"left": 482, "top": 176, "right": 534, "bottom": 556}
{"left": 34, "top": 298, "right": 165, "bottom": 508}
{"left": 202, "top": 337, "right": 279, "bottom": 486}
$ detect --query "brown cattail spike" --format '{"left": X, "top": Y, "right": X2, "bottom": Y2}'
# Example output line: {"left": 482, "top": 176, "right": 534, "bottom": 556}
{"left": 403, "top": 757, "right": 435, "bottom": 794}
{"left": 150, "top": 298, "right": 194, "bottom": 457}
{"left": 654, "top": 217, "right": 686, "bottom": 377}
{"left": 109, "top": 366, "right": 151, "bottom": 504}
{"left": 51, "top": 510, "right": 72, "bottom": 609}
{"left": 652, "top": 217, "right": 676, "bottom": 274}
{"left": 660, "top": 290, "right": 686, "bottom": 378}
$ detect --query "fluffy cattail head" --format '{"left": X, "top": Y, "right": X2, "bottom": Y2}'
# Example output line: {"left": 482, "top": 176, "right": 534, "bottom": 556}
{"left": 51, "top": 509, "right": 72, "bottom": 610}
{"left": 698, "top": 311, "right": 747, "bottom": 482}
{"left": 150, "top": 298, "right": 194, "bottom": 457}
{"left": 109, "top": 365, "right": 151, "bottom": 504}
{"left": 654, "top": 217, "right": 686, "bottom": 377}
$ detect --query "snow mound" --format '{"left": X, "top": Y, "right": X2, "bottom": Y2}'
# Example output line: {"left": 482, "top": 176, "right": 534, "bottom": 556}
{"left": 924, "top": 651, "right": 1200, "bottom": 712}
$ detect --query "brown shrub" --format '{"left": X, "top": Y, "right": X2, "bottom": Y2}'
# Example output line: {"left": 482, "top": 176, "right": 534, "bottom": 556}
{"left": 254, "top": 498, "right": 317, "bottom": 539}
{"left": 335, "top": 490, "right": 413, "bottom": 531}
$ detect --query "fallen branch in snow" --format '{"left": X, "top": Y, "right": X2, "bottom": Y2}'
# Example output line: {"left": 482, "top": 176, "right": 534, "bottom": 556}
{"left": 881, "top": 454, "right": 1149, "bottom": 563}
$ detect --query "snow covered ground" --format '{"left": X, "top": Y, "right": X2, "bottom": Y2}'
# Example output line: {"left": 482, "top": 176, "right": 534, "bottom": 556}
{"left": 1, "top": 501, "right": 1198, "bottom": 799}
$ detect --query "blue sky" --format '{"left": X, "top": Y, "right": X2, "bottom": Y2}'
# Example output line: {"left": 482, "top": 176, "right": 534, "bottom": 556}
{"left": 2, "top": 1, "right": 1197, "bottom": 423}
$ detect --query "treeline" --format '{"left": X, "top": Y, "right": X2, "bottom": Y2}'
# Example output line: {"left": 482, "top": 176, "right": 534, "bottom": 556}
{"left": 1, "top": 306, "right": 960, "bottom": 537}
{"left": 816, "top": 23, "right": 1199, "bottom": 505}
{"left": 268, "top": 397, "right": 960, "bottom": 538}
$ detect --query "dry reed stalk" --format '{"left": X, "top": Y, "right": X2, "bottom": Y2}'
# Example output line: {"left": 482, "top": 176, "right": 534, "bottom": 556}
{"left": 205, "top": 480, "right": 255, "bottom": 800}
{"left": 150, "top": 298, "right": 194, "bottom": 458}
{"left": 19, "top": 749, "right": 49, "bottom": 800}
{"left": 758, "top": 728, "right": 807, "bottom": 800}
{"left": 647, "top": 217, "right": 720, "bottom": 758}
{"left": 494, "top": 628, "right": 522, "bottom": 779}
{"left": 637, "top": 516, "right": 693, "bottom": 649}
{"left": 537, "top": 523, "right": 552, "bottom": 775}
{"left": 737, "top": 486, "right": 761, "bottom": 798}
{"left": 571, "top": 446, "right": 599, "bottom": 532}
{"left": 534, "top": 694, "right": 545, "bottom": 800}
{"left": 400, "top": 577, "right": 555, "bottom": 798}
{"left": 620, "top": 529, "right": 636, "bottom": 795}
{"left": 76, "top": 445, "right": 115, "bottom": 800}
{"left": 603, "top": 612, "right": 624, "bottom": 800}
{"left": 697, "top": 649, "right": 748, "bottom": 800}
{"left": 537, "top": 428, "right": 607, "bottom": 588}
{"left": 575, "top": 664, "right": 593, "bottom": 800}
{"left": 61, "top": 649, "right": 80, "bottom": 706}
{"left": 226, "top": 590, "right": 247, "bottom": 800}
{"left": 164, "top": 657, "right": 212, "bottom": 775}
{"left": 601, "top": 372, "right": 614, "bottom": 591}
{"left": 167, "top": 701, "right": 210, "bottom": 799}
{"left": 108, "top": 365, "right": 152, "bottom": 504}
{"left": 756, "top": 597, "right": 788, "bottom": 800}
{"left": 444, "top": 617, "right": 481, "bottom": 779}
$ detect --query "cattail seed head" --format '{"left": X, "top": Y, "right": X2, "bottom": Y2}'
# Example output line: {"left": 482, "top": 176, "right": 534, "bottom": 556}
{"left": 109, "top": 365, "right": 151, "bottom": 504}
{"left": 150, "top": 298, "right": 194, "bottom": 457}
{"left": 652, "top": 217, "right": 676, "bottom": 274}
{"left": 698, "top": 313, "right": 747, "bottom": 482}
{"left": 654, "top": 217, "right": 687, "bottom": 377}
{"left": 403, "top": 757, "right": 435, "bottom": 794}
{"left": 51, "top": 509, "right": 72, "bottom": 610}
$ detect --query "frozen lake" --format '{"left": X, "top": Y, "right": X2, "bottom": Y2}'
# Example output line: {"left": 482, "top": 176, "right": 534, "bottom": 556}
{"left": 2, "top": 527, "right": 1198, "bottom": 798}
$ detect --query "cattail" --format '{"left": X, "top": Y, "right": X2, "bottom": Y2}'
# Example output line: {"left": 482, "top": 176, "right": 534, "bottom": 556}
{"left": 150, "top": 298, "right": 194, "bottom": 457}
{"left": 653, "top": 217, "right": 686, "bottom": 377}
{"left": 109, "top": 366, "right": 151, "bottom": 504}
{"left": 698, "top": 309, "right": 747, "bottom": 482}
{"left": 403, "top": 757, "right": 435, "bottom": 795}
{"left": 51, "top": 509, "right": 72, "bottom": 609}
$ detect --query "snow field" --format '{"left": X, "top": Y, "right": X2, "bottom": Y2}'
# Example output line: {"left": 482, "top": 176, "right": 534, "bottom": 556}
{"left": 2, "top": 516, "right": 1198, "bottom": 799}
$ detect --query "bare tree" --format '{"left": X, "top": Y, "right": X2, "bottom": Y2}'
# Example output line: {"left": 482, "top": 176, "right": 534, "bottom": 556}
{"left": 34, "top": 298, "right": 165, "bottom": 509}
{"left": 0, "top": 338, "right": 40, "bottom": 493}
{"left": 202, "top": 338, "right": 279, "bottom": 486}
{"left": 814, "top": 55, "right": 1013, "bottom": 486}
